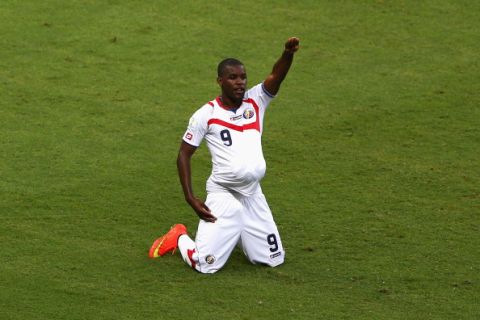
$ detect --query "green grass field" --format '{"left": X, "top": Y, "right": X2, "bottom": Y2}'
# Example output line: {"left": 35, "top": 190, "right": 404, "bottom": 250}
{"left": 1, "top": 1, "right": 479, "bottom": 319}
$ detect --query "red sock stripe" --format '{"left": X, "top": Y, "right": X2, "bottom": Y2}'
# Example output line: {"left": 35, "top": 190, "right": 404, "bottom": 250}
{"left": 187, "top": 249, "right": 197, "bottom": 269}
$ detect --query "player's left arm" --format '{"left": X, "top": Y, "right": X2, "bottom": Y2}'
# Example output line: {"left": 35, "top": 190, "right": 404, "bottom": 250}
{"left": 263, "top": 37, "right": 300, "bottom": 96}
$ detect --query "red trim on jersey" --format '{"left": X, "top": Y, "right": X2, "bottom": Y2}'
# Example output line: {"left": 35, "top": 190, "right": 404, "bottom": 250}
{"left": 208, "top": 101, "right": 214, "bottom": 107}
{"left": 215, "top": 97, "right": 232, "bottom": 111}
{"left": 208, "top": 119, "right": 245, "bottom": 131}
{"left": 208, "top": 98, "right": 260, "bottom": 132}
{"left": 215, "top": 97, "right": 251, "bottom": 111}
{"left": 247, "top": 99, "right": 260, "bottom": 132}
{"left": 244, "top": 98, "right": 260, "bottom": 114}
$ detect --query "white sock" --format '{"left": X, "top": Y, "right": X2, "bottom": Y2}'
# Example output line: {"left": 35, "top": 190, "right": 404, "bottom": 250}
{"left": 178, "top": 234, "right": 199, "bottom": 271}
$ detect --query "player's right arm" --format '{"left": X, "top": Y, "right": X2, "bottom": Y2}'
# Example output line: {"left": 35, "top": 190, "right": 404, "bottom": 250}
{"left": 177, "top": 103, "right": 218, "bottom": 223}
{"left": 177, "top": 141, "right": 216, "bottom": 223}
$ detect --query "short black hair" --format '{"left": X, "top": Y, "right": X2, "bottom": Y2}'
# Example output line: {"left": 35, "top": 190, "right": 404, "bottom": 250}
{"left": 217, "top": 58, "right": 244, "bottom": 77}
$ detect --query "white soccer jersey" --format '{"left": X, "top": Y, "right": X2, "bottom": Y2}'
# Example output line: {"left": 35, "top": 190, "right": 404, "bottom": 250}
{"left": 183, "top": 83, "right": 275, "bottom": 196}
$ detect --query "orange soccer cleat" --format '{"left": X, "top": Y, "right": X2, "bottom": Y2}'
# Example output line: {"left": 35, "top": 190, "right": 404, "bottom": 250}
{"left": 148, "top": 224, "right": 187, "bottom": 258}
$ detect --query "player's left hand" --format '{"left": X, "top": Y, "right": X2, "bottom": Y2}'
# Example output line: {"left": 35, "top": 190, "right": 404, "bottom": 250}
{"left": 285, "top": 37, "right": 300, "bottom": 53}
{"left": 188, "top": 197, "right": 217, "bottom": 223}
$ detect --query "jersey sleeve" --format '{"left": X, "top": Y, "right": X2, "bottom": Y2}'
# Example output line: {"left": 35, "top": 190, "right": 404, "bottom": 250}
{"left": 182, "top": 104, "right": 211, "bottom": 147}
{"left": 244, "top": 82, "right": 275, "bottom": 110}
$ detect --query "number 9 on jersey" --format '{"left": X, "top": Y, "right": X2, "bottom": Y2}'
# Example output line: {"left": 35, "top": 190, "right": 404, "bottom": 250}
{"left": 220, "top": 129, "right": 232, "bottom": 146}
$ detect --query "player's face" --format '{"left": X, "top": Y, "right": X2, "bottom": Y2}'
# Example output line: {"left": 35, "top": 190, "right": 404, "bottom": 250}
{"left": 217, "top": 65, "right": 247, "bottom": 106}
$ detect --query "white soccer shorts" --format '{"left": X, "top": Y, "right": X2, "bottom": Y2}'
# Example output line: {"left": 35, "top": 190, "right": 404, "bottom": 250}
{"left": 192, "top": 192, "right": 285, "bottom": 273}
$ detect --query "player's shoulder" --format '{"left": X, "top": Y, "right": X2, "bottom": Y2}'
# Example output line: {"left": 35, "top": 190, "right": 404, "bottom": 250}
{"left": 195, "top": 100, "right": 215, "bottom": 114}
{"left": 245, "top": 82, "right": 275, "bottom": 99}
{"left": 189, "top": 99, "right": 215, "bottom": 124}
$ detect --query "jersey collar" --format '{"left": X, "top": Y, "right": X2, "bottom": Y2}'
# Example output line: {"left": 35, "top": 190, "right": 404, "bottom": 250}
{"left": 216, "top": 96, "right": 246, "bottom": 113}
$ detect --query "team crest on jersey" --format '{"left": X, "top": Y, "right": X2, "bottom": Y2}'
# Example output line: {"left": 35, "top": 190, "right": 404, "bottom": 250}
{"left": 205, "top": 255, "right": 216, "bottom": 264}
{"left": 243, "top": 108, "right": 255, "bottom": 119}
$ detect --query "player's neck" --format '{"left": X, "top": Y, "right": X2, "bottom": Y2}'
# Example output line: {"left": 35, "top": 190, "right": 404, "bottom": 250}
{"left": 219, "top": 95, "right": 242, "bottom": 110}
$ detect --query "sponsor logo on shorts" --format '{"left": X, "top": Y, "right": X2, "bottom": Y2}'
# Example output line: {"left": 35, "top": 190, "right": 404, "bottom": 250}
{"left": 205, "top": 255, "right": 216, "bottom": 264}
{"left": 185, "top": 132, "right": 193, "bottom": 140}
{"left": 243, "top": 108, "right": 255, "bottom": 119}
{"left": 270, "top": 252, "right": 282, "bottom": 259}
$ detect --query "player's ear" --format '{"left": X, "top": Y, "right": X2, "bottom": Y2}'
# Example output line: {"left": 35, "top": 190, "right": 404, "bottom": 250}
{"left": 216, "top": 76, "right": 222, "bottom": 86}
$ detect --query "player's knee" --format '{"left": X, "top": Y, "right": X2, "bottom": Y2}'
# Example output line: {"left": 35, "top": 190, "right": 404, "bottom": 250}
{"left": 269, "top": 258, "right": 284, "bottom": 268}
{"left": 267, "top": 250, "right": 285, "bottom": 267}
{"left": 198, "top": 268, "right": 219, "bottom": 274}
{"left": 247, "top": 250, "right": 285, "bottom": 267}
{"left": 195, "top": 259, "right": 227, "bottom": 274}
{"left": 196, "top": 265, "right": 223, "bottom": 274}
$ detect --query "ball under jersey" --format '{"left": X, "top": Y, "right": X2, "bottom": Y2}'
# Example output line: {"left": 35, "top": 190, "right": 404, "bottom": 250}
{"left": 183, "top": 83, "right": 275, "bottom": 196}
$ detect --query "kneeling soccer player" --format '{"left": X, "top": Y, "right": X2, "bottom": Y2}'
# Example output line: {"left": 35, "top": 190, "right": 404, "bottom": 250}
{"left": 149, "top": 37, "right": 300, "bottom": 273}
